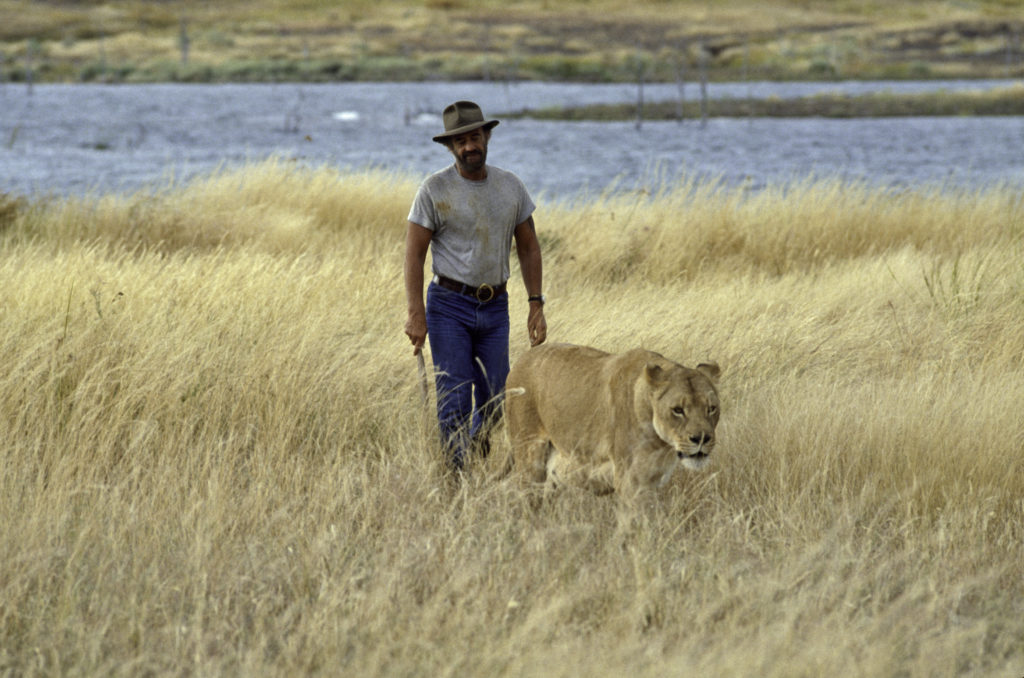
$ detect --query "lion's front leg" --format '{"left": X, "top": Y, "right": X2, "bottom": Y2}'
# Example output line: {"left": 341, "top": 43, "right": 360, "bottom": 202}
{"left": 614, "top": 443, "right": 671, "bottom": 514}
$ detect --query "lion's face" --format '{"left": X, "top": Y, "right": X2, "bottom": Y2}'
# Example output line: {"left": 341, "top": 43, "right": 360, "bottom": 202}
{"left": 646, "top": 362, "right": 721, "bottom": 471}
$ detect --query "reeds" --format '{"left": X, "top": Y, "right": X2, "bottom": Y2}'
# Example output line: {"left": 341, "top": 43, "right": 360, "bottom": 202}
{"left": 2, "top": 160, "right": 1022, "bottom": 676}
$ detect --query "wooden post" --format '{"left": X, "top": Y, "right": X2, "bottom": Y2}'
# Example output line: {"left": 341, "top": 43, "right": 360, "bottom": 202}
{"left": 25, "top": 39, "right": 35, "bottom": 95}
{"left": 482, "top": 20, "right": 492, "bottom": 82}
{"left": 675, "top": 48, "right": 686, "bottom": 123}
{"left": 744, "top": 39, "right": 752, "bottom": 119}
{"left": 179, "top": 17, "right": 190, "bottom": 67}
{"left": 1007, "top": 28, "right": 1015, "bottom": 78}
{"left": 699, "top": 43, "right": 709, "bottom": 127}
{"left": 635, "top": 53, "right": 645, "bottom": 131}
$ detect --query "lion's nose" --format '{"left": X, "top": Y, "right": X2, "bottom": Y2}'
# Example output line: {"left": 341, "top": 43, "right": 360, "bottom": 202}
{"left": 690, "top": 432, "right": 711, "bottom": 445}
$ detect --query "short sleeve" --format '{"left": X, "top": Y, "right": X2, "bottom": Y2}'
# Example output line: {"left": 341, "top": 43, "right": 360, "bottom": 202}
{"left": 517, "top": 186, "right": 536, "bottom": 226}
{"left": 407, "top": 182, "right": 438, "bottom": 231}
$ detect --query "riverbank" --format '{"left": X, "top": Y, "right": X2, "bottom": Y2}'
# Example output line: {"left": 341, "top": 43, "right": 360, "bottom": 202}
{"left": 1, "top": 0, "right": 1022, "bottom": 84}
{"left": 509, "top": 83, "right": 1024, "bottom": 120}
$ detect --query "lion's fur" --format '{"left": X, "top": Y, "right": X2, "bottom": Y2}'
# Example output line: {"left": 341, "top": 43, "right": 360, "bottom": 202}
{"left": 503, "top": 343, "right": 720, "bottom": 498}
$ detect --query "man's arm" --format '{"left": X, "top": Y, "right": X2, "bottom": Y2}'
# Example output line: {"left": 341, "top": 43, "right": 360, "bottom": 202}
{"left": 404, "top": 221, "right": 433, "bottom": 355}
{"left": 513, "top": 216, "right": 547, "bottom": 347}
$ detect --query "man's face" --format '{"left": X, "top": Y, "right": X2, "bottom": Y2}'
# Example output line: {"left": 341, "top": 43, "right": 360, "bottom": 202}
{"left": 449, "top": 128, "right": 489, "bottom": 176}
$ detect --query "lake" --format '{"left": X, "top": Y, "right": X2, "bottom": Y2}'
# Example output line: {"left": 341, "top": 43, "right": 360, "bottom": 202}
{"left": 2, "top": 80, "right": 1022, "bottom": 201}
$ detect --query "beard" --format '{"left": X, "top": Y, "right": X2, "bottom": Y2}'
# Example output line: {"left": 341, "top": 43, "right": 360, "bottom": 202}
{"left": 456, "top": 147, "right": 487, "bottom": 174}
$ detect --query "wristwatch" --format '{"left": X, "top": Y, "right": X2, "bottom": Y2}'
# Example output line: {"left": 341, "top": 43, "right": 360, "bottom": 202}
{"left": 527, "top": 294, "right": 546, "bottom": 305}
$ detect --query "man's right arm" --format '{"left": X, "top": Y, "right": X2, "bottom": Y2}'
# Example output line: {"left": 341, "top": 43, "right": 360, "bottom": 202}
{"left": 404, "top": 221, "right": 433, "bottom": 355}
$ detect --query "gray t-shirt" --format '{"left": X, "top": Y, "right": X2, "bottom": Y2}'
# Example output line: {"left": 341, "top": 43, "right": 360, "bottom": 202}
{"left": 408, "top": 164, "right": 535, "bottom": 287}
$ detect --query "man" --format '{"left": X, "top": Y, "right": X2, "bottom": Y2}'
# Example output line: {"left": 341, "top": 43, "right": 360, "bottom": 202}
{"left": 404, "top": 100, "right": 547, "bottom": 470}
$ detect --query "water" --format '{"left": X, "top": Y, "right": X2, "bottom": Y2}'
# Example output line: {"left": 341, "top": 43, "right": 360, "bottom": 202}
{"left": 2, "top": 80, "right": 1022, "bottom": 201}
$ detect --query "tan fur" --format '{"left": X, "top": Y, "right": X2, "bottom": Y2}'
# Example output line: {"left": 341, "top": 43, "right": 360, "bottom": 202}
{"left": 504, "top": 343, "right": 720, "bottom": 498}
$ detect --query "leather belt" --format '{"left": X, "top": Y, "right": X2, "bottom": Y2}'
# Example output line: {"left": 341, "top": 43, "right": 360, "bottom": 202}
{"left": 434, "top": 275, "right": 507, "bottom": 302}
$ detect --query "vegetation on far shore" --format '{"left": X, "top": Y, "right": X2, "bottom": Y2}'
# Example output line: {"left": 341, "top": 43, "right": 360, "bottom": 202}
{"left": 1, "top": 0, "right": 1022, "bottom": 84}
{"left": 510, "top": 83, "right": 1024, "bottom": 120}
{"left": 2, "top": 162, "right": 1024, "bottom": 676}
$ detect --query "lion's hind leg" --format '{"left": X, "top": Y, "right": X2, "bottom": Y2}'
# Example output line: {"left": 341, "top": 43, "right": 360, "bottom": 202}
{"left": 514, "top": 435, "right": 553, "bottom": 485}
{"left": 506, "top": 433, "right": 553, "bottom": 511}
{"left": 504, "top": 384, "right": 550, "bottom": 484}
{"left": 545, "top": 453, "right": 615, "bottom": 496}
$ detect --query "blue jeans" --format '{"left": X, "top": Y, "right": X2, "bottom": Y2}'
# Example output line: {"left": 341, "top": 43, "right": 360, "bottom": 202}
{"left": 425, "top": 282, "right": 510, "bottom": 469}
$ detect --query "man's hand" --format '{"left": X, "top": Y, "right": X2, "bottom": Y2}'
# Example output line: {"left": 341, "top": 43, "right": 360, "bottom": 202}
{"left": 513, "top": 217, "right": 545, "bottom": 347}
{"left": 404, "top": 221, "right": 432, "bottom": 356}
{"left": 528, "top": 304, "right": 547, "bottom": 346}
{"left": 405, "top": 310, "right": 427, "bottom": 355}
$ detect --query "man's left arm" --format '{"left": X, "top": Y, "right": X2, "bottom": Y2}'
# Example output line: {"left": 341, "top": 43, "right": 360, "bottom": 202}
{"left": 513, "top": 216, "right": 547, "bottom": 347}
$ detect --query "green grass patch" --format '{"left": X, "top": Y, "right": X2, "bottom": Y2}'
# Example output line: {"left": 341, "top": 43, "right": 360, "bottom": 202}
{"left": 510, "top": 85, "right": 1024, "bottom": 120}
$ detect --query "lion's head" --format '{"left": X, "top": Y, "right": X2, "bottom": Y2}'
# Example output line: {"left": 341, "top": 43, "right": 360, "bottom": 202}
{"left": 644, "top": 361, "right": 721, "bottom": 471}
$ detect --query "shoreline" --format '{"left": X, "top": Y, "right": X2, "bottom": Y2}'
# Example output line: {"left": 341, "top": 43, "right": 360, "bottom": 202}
{"left": 507, "top": 85, "right": 1024, "bottom": 120}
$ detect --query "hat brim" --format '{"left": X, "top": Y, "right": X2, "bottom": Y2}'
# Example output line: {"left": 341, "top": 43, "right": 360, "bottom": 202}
{"left": 432, "top": 119, "right": 499, "bottom": 144}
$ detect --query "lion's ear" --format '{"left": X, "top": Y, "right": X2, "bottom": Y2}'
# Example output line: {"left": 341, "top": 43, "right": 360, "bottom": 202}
{"left": 645, "top": 363, "right": 665, "bottom": 384}
{"left": 696, "top": 362, "right": 721, "bottom": 381}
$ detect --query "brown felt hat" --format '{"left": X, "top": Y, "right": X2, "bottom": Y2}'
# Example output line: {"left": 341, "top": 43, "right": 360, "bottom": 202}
{"left": 432, "top": 100, "right": 499, "bottom": 144}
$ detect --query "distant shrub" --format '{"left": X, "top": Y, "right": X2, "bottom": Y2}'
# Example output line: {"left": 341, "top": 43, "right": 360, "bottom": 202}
{"left": 201, "top": 29, "right": 236, "bottom": 49}
{"left": 909, "top": 60, "right": 932, "bottom": 77}
{"left": 0, "top": 193, "right": 26, "bottom": 233}
{"left": 77, "top": 60, "right": 132, "bottom": 82}
{"left": 808, "top": 59, "right": 837, "bottom": 78}
{"left": 520, "top": 55, "right": 611, "bottom": 82}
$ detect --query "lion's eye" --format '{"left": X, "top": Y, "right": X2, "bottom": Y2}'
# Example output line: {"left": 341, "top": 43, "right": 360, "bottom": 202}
{"left": 672, "top": 406, "right": 686, "bottom": 417}
{"left": 708, "top": 405, "right": 718, "bottom": 416}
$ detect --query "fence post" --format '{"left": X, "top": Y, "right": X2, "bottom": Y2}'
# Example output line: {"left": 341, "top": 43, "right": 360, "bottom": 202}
{"left": 675, "top": 48, "right": 686, "bottom": 123}
{"left": 699, "top": 42, "right": 709, "bottom": 127}
{"left": 25, "top": 39, "right": 36, "bottom": 95}
{"left": 179, "top": 17, "right": 190, "bottom": 67}
{"left": 635, "top": 52, "right": 645, "bottom": 131}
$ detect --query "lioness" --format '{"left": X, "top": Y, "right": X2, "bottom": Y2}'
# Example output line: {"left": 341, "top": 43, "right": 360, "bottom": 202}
{"left": 504, "top": 343, "right": 720, "bottom": 498}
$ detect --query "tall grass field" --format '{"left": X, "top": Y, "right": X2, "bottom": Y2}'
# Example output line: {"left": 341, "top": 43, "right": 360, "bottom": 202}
{"left": 2, "top": 160, "right": 1023, "bottom": 676}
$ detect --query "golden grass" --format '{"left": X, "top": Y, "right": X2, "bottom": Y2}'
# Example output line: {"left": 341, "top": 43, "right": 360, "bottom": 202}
{"left": 2, "top": 160, "right": 1023, "bottom": 676}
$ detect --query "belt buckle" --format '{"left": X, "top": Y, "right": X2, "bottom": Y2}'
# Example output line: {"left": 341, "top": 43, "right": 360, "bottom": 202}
{"left": 475, "top": 283, "right": 494, "bottom": 302}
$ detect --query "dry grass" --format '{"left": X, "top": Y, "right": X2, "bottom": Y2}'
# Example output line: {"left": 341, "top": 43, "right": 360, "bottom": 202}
{"left": 1, "top": 0, "right": 1021, "bottom": 82}
{"left": 2, "top": 160, "right": 1023, "bottom": 676}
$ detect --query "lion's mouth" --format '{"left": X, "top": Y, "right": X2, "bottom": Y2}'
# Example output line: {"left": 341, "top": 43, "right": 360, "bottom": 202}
{"left": 678, "top": 450, "right": 709, "bottom": 460}
{"left": 678, "top": 450, "right": 711, "bottom": 471}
